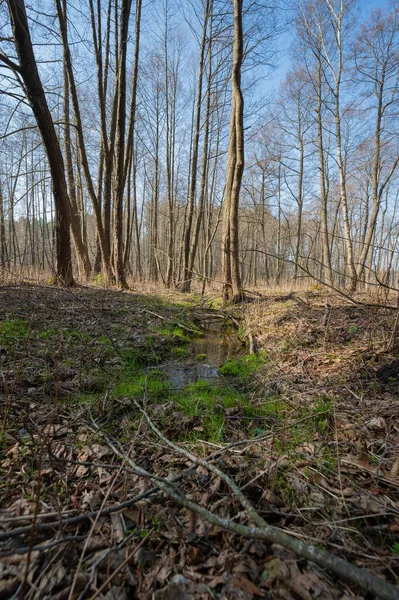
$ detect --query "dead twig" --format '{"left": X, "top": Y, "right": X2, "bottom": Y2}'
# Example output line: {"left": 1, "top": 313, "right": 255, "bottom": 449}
{"left": 142, "top": 309, "right": 198, "bottom": 333}
{"left": 135, "top": 402, "right": 266, "bottom": 529}
{"left": 0, "top": 463, "right": 199, "bottom": 543}
{"left": 88, "top": 530, "right": 152, "bottom": 600}
{"left": 0, "top": 535, "right": 87, "bottom": 557}
{"left": 96, "top": 420, "right": 399, "bottom": 600}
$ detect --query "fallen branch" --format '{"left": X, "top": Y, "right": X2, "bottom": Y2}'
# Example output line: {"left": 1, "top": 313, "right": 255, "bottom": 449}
{"left": 0, "top": 535, "right": 87, "bottom": 557}
{"left": 136, "top": 402, "right": 266, "bottom": 529}
{"left": 99, "top": 421, "right": 399, "bottom": 600}
{"left": 142, "top": 309, "right": 198, "bottom": 333}
{"left": 245, "top": 249, "right": 398, "bottom": 310}
{"left": 0, "top": 465, "right": 198, "bottom": 542}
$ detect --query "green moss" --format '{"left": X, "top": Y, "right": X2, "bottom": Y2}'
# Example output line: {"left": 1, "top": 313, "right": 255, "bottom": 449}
{"left": 219, "top": 352, "right": 267, "bottom": 378}
{"left": 177, "top": 380, "right": 233, "bottom": 412}
{"left": 113, "top": 369, "right": 170, "bottom": 401}
{"left": 113, "top": 380, "right": 143, "bottom": 398}
{"left": 237, "top": 326, "right": 247, "bottom": 342}
{"left": 196, "top": 353, "right": 207, "bottom": 361}
{"left": 122, "top": 347, "right": 148, "bottom": 371}
{"left": 172, "top": 347, "right": 188, "bottom": 358}
{"left": 159, "top": 326, "right": 190, "bottom": 343}
{"left": 243, "top": 398, "right": 282, "bottom": 419}
{"left": 171, "top": 380, "right": 239, "bottom": 442}
{"left": 37, "top": 326, "right": 58, "bottom": 340}
{"left": 0, "top": 318, "right": 29, "bottom": 344}
{"left": 74, "top": 392, "right": 99, "bottom": 407}
{"left": 320, "top": 446, "right": 337, "bottom": 471}
{"left": 170, "top": 381, "right": 283, "bottom": 443}
{"left": 348, "top": 325, "right": 359, "bottom": 335}
{"left": 207, "top": 297, "right": 224, "bottom": 309}
{"left": 201, "top": 414, "right": 225, "bottom": 442}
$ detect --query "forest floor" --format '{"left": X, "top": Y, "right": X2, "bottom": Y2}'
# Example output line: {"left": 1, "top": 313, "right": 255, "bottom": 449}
{"left": 0, "top": 282, "right": 398, "bottom": 599}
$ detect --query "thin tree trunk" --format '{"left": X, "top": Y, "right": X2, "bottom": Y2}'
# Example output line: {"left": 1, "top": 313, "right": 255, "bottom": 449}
{"left": 316, "top": 54, "right": 332, "bottom": 285}
{"left": 62, "top": 41, "right": 92, "bottom": 280}
{"left": 113, "top": 0, "right": 133, "bottom": 288}
{"left": 7, "top": 0, "right": 74, "bottom": 285}
{"left": 188, "top": 0, "right": 213, "bottom": 291}
{"left": 0, "top": 183, "right": 8, "bottom": 268}
{"left": 182, "top": 0, "right": 210, "bottom": 292}
{"left": 55, "top": 0, "right": 111, "bottom": 277}
{"left": 222, "top": 0, "right": 245, "bottom": 303}
{"left": 293, "top": 112, "right": 304, "bottom": 282}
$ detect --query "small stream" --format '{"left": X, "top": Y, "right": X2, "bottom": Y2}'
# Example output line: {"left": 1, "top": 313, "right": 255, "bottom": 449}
{"left": 160, "top": 319, "right": 244, "bottom": 390}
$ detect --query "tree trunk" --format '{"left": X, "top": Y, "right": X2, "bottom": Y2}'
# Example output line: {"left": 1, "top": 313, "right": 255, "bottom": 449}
{"left": 0, "top": 183, "right": 8, "bottom": 268}
{"left": 222, "top": 0, "right": 245, "bottom": 303}
{"left": 62, "top": 47, "right": 92, "bottom": 280}
{"left": 182, "top": 0, "right": 210, "bottom": 292}
{"left": 7, "top": 0, "right": 74, "bottom": 285}
{"left": 293, "top": 116, "right": 304, "bottom": 282}
{"left": 113, "top": 0, "right": 133, "bottom": 288}
{"left": 331, "top": 12, "right": 357, "bottom": 291}
{"left": 55, "top": 0, "right": 111, "bottom": 278}
{"left": 316, "top": 54, "right": 332, "bottom": 285}
{"left": 188, "top": 0, "right": 213, "bottom": 290}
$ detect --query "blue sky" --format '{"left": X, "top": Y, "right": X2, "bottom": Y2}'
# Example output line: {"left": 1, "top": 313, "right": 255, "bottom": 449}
{"left": 267, "top": 0, "right": 392, "bottom": 92}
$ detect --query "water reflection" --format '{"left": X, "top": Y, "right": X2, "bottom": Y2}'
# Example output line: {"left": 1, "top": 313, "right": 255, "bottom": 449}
{"left": 161, "top": 319, "right": 243, "bottom": 390}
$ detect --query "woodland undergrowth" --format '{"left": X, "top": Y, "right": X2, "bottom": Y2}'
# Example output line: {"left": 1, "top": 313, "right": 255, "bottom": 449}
{"left": 0, "top": 282, "right": 398, "bottom": 599}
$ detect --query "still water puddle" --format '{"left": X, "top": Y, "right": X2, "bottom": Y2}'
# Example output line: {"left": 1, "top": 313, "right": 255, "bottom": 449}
{"left": 161, "top": 319, "right": 243, "bottom": 390}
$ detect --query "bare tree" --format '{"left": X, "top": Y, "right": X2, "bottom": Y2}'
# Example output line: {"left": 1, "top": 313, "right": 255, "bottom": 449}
{"left": 354, "top": 6, "right": 399, "bottom": 284}
{"left": 4, "top": 0, "right": 74, "bottom": 285}
{"left": 113, "top": 0, "right": 133, "bottom": 287}
{"left": 298, "top": 0, "right": 357, "bottom": 290}
{"left": 222, "top": 0, "right": 245, "bottom": 302}
{"left": 182, "top": 0, "right": 211, "bottom": 292}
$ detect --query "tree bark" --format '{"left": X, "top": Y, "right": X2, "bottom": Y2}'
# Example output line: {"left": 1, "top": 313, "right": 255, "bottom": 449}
{"left": 62, "top": 49, "right": 92, "bottom": 280}
{"left": 188, "top": 0, "right": 213, "bottom": 292}
{"left": 222, "top": 0, "right": 245, "bottom": 303}
{"left": 182, "top": 0, "right": 210, "bottom": 292}
{"left": 7, "top": 0, "right": 74, "bottom": 285}
{"left": 55, "top": 0, "right": 111, "bottom": 278}
{"left": 0, "top": 182, "right": 8, "bottom": 268}
{"left": 316, "top": 53, "right": 332, "bottom": 285}
{"left": 113, "top": 0, "right": 133, "bottom": 288}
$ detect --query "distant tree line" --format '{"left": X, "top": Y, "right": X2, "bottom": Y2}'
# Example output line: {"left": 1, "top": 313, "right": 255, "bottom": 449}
{"left": 1, "top": 0, "right": 399, "bottom": 297}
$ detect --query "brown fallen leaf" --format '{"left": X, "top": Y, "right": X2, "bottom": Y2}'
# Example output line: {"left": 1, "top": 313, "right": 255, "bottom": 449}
{"left": 262, "top": 557, "right": 290, "bottom": 584}
{"left": 5, "top": 443, "right": 20, "bottom": 458}
{"left": 90, "top": 443, "right": 111, "bottom": 459}
{"left": 110, "top": 513, "right": 125, "bottom": 543}
{"left": 262, "top": 489, "right": 286, "bottom": 508}
{"left": 390, "top": 456, "right": 399, "bottom": 479}
{"left": 319, "top": 477, "right": 353, "bottom": 497}
{"left": 366, "top": 417, "right": 386, "bottom": 431}
{"left": 153, "top": 574, "right": 193, "bottom": 600}
{"left": 232, "top": 576, "right": 264, "bottom": 596}
{"left": 302, "top": 442, "right": 315, "bottom": 455}
{"left": 81, "top": 490, "right": 102, "bottom": 511}
{"left": 97, "top": 467, "right": 113, "bottom": 485}
{"left": 75, "top": 464, "right": 89, "bottom": 478}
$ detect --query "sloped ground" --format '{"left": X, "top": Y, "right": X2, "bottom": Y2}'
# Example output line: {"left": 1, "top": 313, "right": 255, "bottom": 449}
{"left": 0, "top": 284, "right": 398, "bottom": 599}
